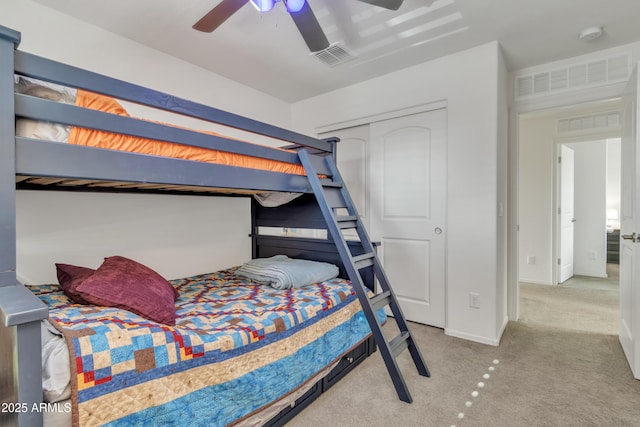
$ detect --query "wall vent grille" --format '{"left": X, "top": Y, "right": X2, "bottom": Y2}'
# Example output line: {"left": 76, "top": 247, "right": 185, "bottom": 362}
{"left": 556, "top": 111, "right": 621, "bottom": 135}
{"left": 549, "top": 69, "right": 567, "bottom": 91}
{"left": 516, "top": 52, "right": 631, "bottom": 100}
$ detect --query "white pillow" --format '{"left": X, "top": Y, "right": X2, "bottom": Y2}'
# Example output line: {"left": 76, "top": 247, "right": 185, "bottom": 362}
{"left": 15, "top": 76, "right": 77, "bottom": 104}
{"left": 16, "top": 119, "right": 71, "bottom": 143}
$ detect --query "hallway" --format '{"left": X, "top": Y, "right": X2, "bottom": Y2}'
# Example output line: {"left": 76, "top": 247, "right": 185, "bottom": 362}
{"left": 518, "top": 264, "right": 619, "bottom": 335}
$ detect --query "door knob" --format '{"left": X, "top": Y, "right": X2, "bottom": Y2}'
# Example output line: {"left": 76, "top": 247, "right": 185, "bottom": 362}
{"left": 622, "top": 232, "right": 636, "bottom": 242}
{"left": 434, "top": 227, "right": 443, "bottom": 235}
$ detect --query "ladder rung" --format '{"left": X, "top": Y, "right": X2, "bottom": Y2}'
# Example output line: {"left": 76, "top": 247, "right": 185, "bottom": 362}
{"left": 320, "top": 179, "right": 343, "bottom": 188}
{"left": 352, "top": 252, "right": 375, "bottom": 269}
{"left": 323, "top": 187, "right": 347, "bottom": 209}
{"left": 389, "top": 331, "right": 411, "bottom": 359}
{"left": 336, "top": 215, "right": 358, "bottom": 229}
{"left": 370, "top": 291, "right": 392, "bottom": 311}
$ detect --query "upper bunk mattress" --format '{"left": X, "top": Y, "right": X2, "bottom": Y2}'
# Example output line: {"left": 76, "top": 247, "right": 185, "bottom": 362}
{"left": 70, "top": 91, "right": 307, "bottom": 176}
{"left": 15, "top": 77, "right": 307, "bottom": 176}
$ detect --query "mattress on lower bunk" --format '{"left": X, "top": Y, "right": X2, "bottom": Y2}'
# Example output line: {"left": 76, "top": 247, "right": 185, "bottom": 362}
{"left": 15, "top": 77, "right": 307, "bottom": 176}
{"left": 31, "top": 267, "right": 384, "bottom": 426}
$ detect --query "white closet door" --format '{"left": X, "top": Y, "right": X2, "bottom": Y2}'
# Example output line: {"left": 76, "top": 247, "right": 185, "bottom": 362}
{"left": 321, "top": 108, "right": 447, "bottom": 327}
{"left": 369, "top": 109, "right": 447, "bottom": 327}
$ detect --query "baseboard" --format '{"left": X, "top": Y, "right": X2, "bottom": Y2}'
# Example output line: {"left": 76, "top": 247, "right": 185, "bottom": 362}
{"left": 519, "top": 278, "right": 553, "bottom": 286}
{"left": 573, "top": 271, "right": 608, "bottom": 278}
{"left": 444, "top": 327, "right": 502, "bottom": 346}
{"left": 16, "top": 272, "right": 33, "bottom": 286}
{"left": 497, "top": 315, "right": 508, "bottom": 344}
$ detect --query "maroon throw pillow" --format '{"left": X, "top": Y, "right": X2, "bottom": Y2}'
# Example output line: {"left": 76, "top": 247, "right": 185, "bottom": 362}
{"left": 76, "top": 256, "right": 177, "bottom": 325}
{"left": 56, "top": 263, "right": 95, "bottom": 305}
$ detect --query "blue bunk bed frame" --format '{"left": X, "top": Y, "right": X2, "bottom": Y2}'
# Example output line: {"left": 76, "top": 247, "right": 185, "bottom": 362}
{"left": 0, "top": 25, "right": 377, "bottom": 427}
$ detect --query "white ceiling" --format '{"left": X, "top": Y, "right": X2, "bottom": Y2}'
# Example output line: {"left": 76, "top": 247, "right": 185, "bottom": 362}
{"left": 33, "top": 0, "right": 640, "bottom": 102}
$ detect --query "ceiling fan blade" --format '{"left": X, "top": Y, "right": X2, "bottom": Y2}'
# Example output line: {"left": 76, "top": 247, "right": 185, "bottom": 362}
{"left": 289, "top": 2, "right": 330, "bottom": 53}
{"left": 355, "top": 0, "right": 404, "bottom": 11}
{"left": 193, "top": 0, "right": 250, "bottom": 33}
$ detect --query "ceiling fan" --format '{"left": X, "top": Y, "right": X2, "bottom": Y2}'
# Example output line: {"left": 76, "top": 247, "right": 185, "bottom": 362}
{"left": 193, "top": 0, "right": 405, "bottom": 53}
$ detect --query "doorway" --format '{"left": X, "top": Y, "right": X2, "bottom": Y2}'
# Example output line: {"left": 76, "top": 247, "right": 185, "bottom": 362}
{"left": 557, "top": 138, "right": 621, "bottom": 282}
{"left": 516, "top": 100, "right": 622, "bottom": 334}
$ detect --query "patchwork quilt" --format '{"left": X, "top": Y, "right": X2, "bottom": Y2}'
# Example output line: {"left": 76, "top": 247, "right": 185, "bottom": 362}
{"left": 32, "top": 267, "right": 384, "bottom": 426}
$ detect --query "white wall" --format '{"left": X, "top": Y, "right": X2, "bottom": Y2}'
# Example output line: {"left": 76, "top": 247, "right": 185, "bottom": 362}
{"left": 16, "top": 192, "right": 249, "bottom": 284}
{"left": 6, "top": 1, "right": 291, "bottom": 283}
{"left": 518, "top": 115, "right": 556, "bottom": 284}
{"left": 292, "top": 42, "right": 507, "bottom": 345}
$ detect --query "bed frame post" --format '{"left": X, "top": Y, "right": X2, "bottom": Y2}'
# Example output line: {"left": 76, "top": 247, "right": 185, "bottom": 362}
{"left": 0, "top": 25, "right": 19, "bottom": 288}
{"left": 0, "top": 26, "right": 48, "bottom": 427}
{"left": 323, "top": 137, "right": 339, "bottom": 163}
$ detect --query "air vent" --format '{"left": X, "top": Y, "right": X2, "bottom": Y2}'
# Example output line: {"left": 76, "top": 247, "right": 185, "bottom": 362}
{"left": 568, "top": 64, "right": 587, "bottom": 87}
{"left": 608, "top": 56, "right": 629, "bottom": 80}
{"left": 587, "top": 60, "right": 607, "bottom": 84}
{"left": 549, "top": 69, "right": 567, "bottom": 91}
{"left": 557, "top": 111, "right": 621, "bottom": 135}
{"left": 515, "top": 52, "right": 631, "bottom": 100}
{"left": 534, "top": 72, "right": 549, "bottom": 93}
{"left": 311, "top": 43, "right": 355, "bottom": 67}
{"left": 517, "top": 76, "right": 533, "bottom": 97}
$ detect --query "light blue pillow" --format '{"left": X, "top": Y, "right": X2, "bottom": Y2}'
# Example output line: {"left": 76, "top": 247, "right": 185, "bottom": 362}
{"left": 235, "top": 255, "right": 339, "bottom": 289}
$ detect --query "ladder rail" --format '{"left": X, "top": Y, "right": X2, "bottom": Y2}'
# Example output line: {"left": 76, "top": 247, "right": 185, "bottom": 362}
{"left": 322, "top": 160, "right": 377, "bottom": 253}
{"left": 298, "top": 149, "right": 430, "bottom": 403}
{"left": 371, "top": 261, "right": 430, "bottom": 378}
{"left": 323, "top": 154, "right": 428, "bottom": 371}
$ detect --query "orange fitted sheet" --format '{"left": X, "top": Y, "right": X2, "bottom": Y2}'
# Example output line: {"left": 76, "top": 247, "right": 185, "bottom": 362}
{"left": 68, "top": 90, "right": 306, "bottom": 175}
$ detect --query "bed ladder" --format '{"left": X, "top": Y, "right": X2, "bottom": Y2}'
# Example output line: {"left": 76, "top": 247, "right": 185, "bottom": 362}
{"left": 298, "top": 150, "right": 430, "bottom": 403}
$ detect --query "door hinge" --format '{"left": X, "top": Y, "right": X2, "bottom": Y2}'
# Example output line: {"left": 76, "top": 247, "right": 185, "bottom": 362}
{"left": 558, "top": 156, "right": 562, "bottom": 164}
{"left": 557, "top": 258, "right": 561, "bottom": 265}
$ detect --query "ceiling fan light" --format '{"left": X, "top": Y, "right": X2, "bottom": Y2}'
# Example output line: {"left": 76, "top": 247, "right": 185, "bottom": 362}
{"left": 284, "top": 0, "right": 306, "bottom": 13}
{"left": 249, "top": 0, "right": 275, "bottom": 12}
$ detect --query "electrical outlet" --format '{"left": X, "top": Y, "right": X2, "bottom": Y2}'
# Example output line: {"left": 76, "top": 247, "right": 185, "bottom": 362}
{"left": 469, "top": 292, "right": 480, "bottom": 309}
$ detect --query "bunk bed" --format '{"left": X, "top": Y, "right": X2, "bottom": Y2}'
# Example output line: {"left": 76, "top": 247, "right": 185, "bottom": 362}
{"left": 0, "top": 25, "right": 390, "bottom": 427}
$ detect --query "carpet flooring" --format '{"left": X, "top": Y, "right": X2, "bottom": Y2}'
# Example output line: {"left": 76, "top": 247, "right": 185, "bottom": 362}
{"left": 286, "top": 265, "right": 640, "bottom": 426}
